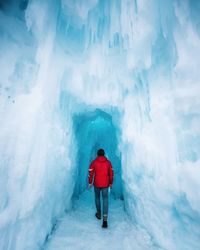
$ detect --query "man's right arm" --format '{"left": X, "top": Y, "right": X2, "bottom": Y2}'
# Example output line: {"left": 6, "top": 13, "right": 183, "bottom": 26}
{"left": 109, "top": 162, "right": 114, "bottom": 187}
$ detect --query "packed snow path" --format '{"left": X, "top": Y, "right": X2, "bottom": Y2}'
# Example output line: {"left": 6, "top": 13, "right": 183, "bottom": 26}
{"left": 45, "top": 190, "right": 159, "bottom": 250}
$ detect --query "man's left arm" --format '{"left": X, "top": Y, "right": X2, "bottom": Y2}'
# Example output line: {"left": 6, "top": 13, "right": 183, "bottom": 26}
{"left": 88, "top": 161, "right": 95, "bottom": 187}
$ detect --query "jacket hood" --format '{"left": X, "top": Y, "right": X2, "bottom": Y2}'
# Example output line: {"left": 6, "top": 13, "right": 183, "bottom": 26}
{"left": 96, "top": 156, "right": 107, "bottom": 162}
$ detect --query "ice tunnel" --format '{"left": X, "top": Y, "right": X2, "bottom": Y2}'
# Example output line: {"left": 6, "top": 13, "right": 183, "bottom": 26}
{"left": 0, "top": 0, "right": 200, "bottom": 250}
{"left": 72, "top": 109, "right": 123, "bottom": 199}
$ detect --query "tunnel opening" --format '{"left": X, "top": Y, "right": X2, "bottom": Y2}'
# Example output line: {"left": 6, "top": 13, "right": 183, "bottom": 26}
{"left": 72, "top": 108, "right": 123, "bottom": 200}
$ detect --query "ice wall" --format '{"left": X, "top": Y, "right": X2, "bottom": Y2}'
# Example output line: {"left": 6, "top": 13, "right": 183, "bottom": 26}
{"left": 0, "top": 0, "right": 200, "bottom": 249}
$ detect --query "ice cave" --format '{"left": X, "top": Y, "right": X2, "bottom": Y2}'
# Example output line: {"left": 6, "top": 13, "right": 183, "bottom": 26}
{"left": 0, "top": 0, "right": 200, "bottom": 250}
{"left": 72, "top": 109, "right": 123, "bottom": 199}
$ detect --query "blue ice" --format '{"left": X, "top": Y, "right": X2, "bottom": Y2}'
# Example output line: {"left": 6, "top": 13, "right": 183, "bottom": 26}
{"left": 0, "top": 0, "right": 200, "bottom": 250}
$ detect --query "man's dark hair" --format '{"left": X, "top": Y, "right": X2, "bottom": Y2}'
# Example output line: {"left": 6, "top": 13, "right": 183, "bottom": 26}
{"left": 97, "top": 149, "right": 105, "bottom": 156}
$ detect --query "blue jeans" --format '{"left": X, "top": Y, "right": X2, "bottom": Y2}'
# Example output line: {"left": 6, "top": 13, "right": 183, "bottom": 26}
{"left": 94, "top": 187, "right": 109, "bottom": 219}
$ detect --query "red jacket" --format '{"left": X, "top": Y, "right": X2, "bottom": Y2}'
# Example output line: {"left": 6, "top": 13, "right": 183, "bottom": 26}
{"left": 88, "top": 156, "right": 114, "bottom": 188}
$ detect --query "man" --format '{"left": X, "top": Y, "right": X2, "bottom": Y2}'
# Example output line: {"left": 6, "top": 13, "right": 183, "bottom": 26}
{"left": 88, "top": 149, "right": 114, "bottom": 228}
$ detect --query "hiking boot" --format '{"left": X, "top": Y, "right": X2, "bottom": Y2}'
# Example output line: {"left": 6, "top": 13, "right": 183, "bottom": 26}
{"left": 102, "top": 220, "right": 108, "bottom": 228}
{"left": 95, "top": 212, "right": 101, "bottom": 220}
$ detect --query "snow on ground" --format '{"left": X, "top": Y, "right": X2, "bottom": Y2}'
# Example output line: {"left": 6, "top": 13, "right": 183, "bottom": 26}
{"left": 45, "top": 190, "right": 159, "bottom": 250}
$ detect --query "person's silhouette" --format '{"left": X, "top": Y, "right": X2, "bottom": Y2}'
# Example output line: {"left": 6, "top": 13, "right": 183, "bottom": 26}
{"left": 88, "top": 149, "right": 114, "bottom": 228}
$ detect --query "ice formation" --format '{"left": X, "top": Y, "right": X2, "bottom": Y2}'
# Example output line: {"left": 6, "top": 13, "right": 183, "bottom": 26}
{"left": 0, "top": 0, "right": 200, "bottom": 249}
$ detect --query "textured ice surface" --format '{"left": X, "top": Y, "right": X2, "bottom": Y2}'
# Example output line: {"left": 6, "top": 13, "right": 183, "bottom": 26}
{"left": 45, "top": 190, "right": 158, "bottom": 250}
{"left": 0, "top": 0, "right": 200, "bottom": 250}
